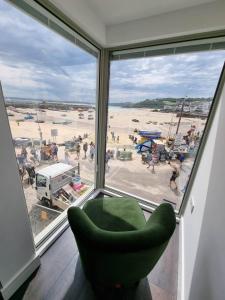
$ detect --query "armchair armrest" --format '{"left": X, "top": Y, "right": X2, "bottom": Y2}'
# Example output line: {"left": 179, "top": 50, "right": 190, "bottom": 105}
{"left": 68, "top": 205, "right": 175, "bottom": 252}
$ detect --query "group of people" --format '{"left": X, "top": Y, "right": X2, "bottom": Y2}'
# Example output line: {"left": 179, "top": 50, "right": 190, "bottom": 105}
{"left": 129, "top": 134, "right": 138, "bottom": 144}
{"left": 64, "top": 141, "right": 95, "bottom": 164}
{"left": 109, "top": 131, "right": 119, "bottom": 143}
{"left": 17, "top": 146, "right": 36, "bottom": 187}
{"left": 140, "top": 141, "right": 184, "bottom": 190}
{"left": 39, "top": 142, "right": 58, "bottom": 161}
{"left": 74, "top": 141, "right": 95, "bottom": 160}
{"left": 183, "top": 126, "right": 200, "bottom": 147}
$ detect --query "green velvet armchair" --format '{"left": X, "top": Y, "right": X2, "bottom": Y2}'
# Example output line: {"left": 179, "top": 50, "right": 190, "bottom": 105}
{"left": 68, "top": 197, "right": 176, "bottom": 288}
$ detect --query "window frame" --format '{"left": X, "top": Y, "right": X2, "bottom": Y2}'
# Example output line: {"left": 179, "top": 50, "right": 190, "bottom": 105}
{"left": 7, "top": 0, "right": 102, "bottom": 248}
{"left": 104, "top": 36, "right": 225, "bottom": 218}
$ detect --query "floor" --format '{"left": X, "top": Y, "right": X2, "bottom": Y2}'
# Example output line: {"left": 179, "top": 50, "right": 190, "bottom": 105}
{"left": 10, "top": 211, "right": 179, "bottom": 300}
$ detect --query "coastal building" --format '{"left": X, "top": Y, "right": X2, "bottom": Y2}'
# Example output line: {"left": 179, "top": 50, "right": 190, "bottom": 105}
{"left": 163, "top": 104, "right": 177, "bottom": 111}
{"left": 0, "top": 1, "right": 225, "bottom": 300}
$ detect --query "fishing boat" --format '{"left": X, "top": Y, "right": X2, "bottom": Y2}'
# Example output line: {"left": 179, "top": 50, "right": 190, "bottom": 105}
{"left": 24, "top": 114, "right": 34, "bottom": 120}
{"left": 138, "top": 131, "right": 161, "bottom": 139}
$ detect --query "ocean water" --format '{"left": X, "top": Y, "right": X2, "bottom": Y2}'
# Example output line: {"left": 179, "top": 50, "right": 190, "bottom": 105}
{"left": 5, "top": 97, "right": 95, "bottom": 107}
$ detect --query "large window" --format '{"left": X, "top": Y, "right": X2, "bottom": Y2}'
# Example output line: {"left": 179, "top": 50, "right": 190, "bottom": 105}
{"left": 105, "top": 47, "right": 225, "bottom": 211}
{"left": 1, "top": 0, "right": 98, "bottom": 238}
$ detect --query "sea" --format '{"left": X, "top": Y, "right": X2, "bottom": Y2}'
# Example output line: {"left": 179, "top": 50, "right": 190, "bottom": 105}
{"left": 5, "top": 97, "right": 126, "bottom": 110}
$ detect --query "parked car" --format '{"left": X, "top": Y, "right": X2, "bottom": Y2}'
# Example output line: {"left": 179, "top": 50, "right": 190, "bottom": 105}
{"left": 13, "top": 137, "right": 31, "bottom": 147}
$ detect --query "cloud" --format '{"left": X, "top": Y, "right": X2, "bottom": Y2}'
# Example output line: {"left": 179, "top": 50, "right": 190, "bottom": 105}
{"left": 0, "top": 0, "right": 97, "bottom": 102}
{"left": 0, "top": 1, "right": 225, "bottom": 104}
{"left": 109, "top": 52, "right": 225, "bottom": 102}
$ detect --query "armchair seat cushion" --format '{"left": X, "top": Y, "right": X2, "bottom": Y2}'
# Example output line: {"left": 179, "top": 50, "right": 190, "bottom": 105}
{"left": 83, "top": 197, "right": 146, "bottom": 231}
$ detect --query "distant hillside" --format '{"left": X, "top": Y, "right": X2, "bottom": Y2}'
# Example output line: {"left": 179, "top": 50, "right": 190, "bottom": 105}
{"left": 111, "top": 97, "right": 212, "bottom": 109}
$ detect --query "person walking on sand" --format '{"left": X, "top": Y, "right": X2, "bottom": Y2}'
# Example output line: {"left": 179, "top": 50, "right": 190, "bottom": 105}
{"left": 105, "top": 150, "right": 111, "bottom": 172}
{"left": 64, "top": 148, "right": 70, "bottom": 164}
{"left": 51, "top": 143, "right": 58, "bottom": 161}
{"left": 147, "top": 157, "right": 155, "bottom": 173}
{"left": 169, "top": 165, "right": 179, "bottom": 190}
{"left": 117, "top": 136, "right": 120, "bottom": 143}
{"left": 178, "top": 153, "right": 185, "bottom": 169}
{"left": 21, "top": 146, "right": 28, "bottom": 162}
{"left": 83, "top": 142, "right": 88, "bottom": 159}
{"left": 75, "top": 143, "right": 81, "bottom": 160}
{"left": 90, "top": 142, "right": 95, "bottom": 161}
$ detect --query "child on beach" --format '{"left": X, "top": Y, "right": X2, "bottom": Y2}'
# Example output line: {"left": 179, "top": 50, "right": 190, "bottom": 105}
{"left": 169, "top": 165, "right": 179, "bottom": 190}
{"left": 147, "top": 159, "right": 155, "bottom": 173}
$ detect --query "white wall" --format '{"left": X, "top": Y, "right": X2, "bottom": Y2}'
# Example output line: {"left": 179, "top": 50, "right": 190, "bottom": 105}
{"left": 0, "top": 86, "right": 40, "bottom": 300}
{"left": 106, "top": 1, "right": 225, "bottom": 46}
{"left": 181, "top": 72, "right": 225, "bottom": 300}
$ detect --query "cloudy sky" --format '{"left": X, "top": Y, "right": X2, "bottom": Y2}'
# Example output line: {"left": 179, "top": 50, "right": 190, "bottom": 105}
{"left": 110, "top": 52, "right": 225, "bottom": 103}
{"left": 0, "top": 0, "right": 225, "bottom": 104}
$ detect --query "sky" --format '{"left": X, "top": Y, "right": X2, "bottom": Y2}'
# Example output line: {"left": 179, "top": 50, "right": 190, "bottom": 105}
{"left": 0, "top": 0, "right": 225, "bottom": 104}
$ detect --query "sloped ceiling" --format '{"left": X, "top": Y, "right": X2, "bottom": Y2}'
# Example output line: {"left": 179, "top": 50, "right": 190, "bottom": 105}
{"left": 86, "top": 0, "right": 216, "bottom": 25}
{"left": 49, "top": 0, "right": 224, "bottom": 46}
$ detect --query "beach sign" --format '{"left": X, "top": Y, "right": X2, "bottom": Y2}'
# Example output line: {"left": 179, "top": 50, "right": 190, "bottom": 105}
{"left": 51, "top": 129, "right": 58, "bottom": 137}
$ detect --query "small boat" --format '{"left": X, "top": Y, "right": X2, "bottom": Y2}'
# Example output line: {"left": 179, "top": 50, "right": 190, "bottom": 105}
{"left": 24, "top": 114, "right": 34, "bottom": 120}
{"left": 132, "top": 119, "right": 139, "bottom": 122}
{"left": 63, "top": 121, "right": 72, "bottom": 125}
{"left": 53, "top": 120, "right": 72, "bottom": 125}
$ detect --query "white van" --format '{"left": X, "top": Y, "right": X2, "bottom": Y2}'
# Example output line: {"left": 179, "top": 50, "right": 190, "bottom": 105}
{"left": 36, "top": 163, "right": 80, "bottom": 210}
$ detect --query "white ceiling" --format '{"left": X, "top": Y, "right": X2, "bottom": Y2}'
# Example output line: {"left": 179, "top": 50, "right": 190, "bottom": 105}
{"left": 50, "top": 0, "right": 224, "bottom": 46}
{"left": 86, "top": 0, "right": 216, "bottom": 25}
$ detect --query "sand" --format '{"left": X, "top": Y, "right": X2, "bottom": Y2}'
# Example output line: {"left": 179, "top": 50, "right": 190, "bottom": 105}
{"left": 7, "top": 105, "right": 205, "bottom": 212}
{"left": 8, "top": 108, "right": 96, "bottom": 144}
{"left": 8, "top": 106, "right": 205, "bottom": 146}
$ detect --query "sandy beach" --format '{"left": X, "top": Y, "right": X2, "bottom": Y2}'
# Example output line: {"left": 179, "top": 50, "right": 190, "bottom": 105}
{"left": 7, "top": 104, "right": 205, "bottom": 215}
{"left": 8, "top": 106, "right": 205, "bottom": 145}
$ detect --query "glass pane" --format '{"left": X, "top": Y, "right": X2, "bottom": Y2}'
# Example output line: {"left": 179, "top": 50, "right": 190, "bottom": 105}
{"left": 0, "top": 0, "right": 98, "bottom": 237}
{"left": 106, "top": 50, "right": 225, "bottom": 210}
